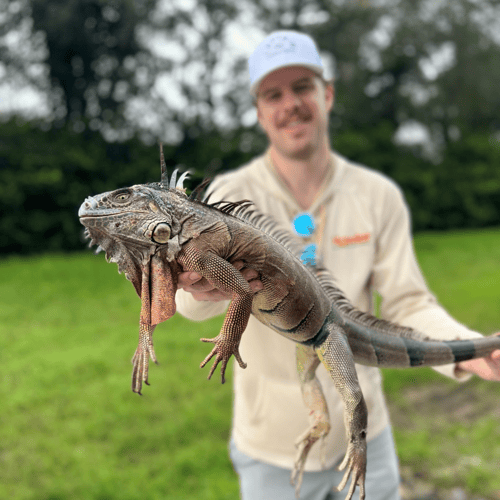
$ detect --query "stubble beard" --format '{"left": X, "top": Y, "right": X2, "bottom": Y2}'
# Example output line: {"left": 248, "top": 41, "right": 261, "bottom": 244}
{"left": 275, "top": 125, "right": 323, "bottom": 161}
{"left": 269, "top": 104, "right": 329, "bottom": 161}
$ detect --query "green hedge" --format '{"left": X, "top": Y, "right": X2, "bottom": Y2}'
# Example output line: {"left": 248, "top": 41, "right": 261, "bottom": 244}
{"left": 331, "top": 123, "right": 500, "bottom": 231}
{"left": 0, "top": 120, "right": 499, "bottom": 255}
{"left": 0, "top": 122, "right": 162, "bottom": 254}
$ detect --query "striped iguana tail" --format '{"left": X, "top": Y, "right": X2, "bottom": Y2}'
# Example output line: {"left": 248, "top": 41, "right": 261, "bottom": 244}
{"left": 314, "top": 267, "right": 500, "bottom": 368}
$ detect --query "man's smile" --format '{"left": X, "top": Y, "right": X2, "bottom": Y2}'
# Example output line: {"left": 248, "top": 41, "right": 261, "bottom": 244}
{"left": 279, "top": 112, "right": 313, "bottom": 132}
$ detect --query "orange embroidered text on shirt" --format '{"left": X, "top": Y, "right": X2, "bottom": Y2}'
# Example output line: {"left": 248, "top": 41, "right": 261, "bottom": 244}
{"left": 332, "top": 232, "right": 371, "bottom": 247}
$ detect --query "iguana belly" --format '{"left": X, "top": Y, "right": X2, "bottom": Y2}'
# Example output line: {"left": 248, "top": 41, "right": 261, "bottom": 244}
{"left": 250, "top": 263, "right": 332, "bottom": 343}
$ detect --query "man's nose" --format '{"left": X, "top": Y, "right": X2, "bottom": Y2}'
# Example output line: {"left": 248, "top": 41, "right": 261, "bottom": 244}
{"left": 282, "top": 90, "right": 301, "bottom": 109}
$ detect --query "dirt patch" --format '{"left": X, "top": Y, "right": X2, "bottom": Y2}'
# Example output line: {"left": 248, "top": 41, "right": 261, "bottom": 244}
{"left": 386, "top": 377, "right": 500, "bottom": 500}
{"left": 388, "top": 377, "right": 500, "bottom": 429}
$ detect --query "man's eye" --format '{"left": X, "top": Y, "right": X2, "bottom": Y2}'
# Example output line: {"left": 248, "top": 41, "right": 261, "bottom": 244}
{"left": 295, "top": 84, "right": 311, "bottom": 93}
{"left": 265, "top": 92, "right": 281, "bottom": 102}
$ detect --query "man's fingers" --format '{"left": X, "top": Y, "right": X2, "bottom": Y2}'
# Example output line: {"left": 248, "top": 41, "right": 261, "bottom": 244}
{"left": 178, "top": 262, "right": 263, "bottom": 301}
{"left": 458, "top": 352, "right": 500, "bottom": 381}
{"left": 241, "top": 268, "right": 259, "bottom": 281}
{"left": 249, "top": 279, "right": 263, "bottom": 293}
{"left": 187, "top": 279, "right": 217, "bottom": 293}
{"left": 490, "top": 349, "right": 500, "bottom": 362}
{"left": 192, "top": 289, "right": 232, "bottom": 302}
{"left": 177, "top": 271, "right": 202, "bottom": 288}
{"left": 178, "top": 271, "right": 223, "bottom": 294}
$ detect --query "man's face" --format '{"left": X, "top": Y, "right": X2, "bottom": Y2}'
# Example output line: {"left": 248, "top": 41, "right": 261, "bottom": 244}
{"left": 255, "top": 66, "right": 334, "bottom": 160}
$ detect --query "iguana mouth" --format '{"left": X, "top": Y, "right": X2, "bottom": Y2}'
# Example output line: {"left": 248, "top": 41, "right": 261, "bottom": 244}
{"left": 78, "top": 196, "right": 125, "bottom": 218}
{"left": 78, "top": 196, "right": 99, "bottom": 217}
{"left": 79, "top": 198, "right": 148, "bottom": 225}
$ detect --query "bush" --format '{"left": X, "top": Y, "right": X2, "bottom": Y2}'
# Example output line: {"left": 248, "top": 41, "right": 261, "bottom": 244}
{"left": 331, "top": 123, "right": 500, "bottom": 231}
{"left": 0, "top": 120, "right": 499, "bottom": 254}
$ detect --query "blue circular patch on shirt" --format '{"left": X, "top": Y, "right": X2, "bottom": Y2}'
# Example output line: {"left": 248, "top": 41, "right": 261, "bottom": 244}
{"left": 293, "top": 213, "right": 315, "bottom": 237}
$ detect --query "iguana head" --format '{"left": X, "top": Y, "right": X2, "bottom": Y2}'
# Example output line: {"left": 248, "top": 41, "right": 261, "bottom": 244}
{"left": 78, "top": 177, "right": 191, "bottom": 262}
{"left": 78, "top": 148, "right": 195, "bottom": 326}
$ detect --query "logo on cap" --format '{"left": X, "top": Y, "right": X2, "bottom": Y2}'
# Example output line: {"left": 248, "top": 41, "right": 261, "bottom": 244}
{"left": 264, "top": 35, "right": 296, "bottom": 59}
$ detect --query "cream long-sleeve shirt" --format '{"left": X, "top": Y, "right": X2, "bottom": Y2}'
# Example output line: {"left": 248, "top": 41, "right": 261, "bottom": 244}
{"left": 175, "top": 151, "right": 480, "bottom": 471}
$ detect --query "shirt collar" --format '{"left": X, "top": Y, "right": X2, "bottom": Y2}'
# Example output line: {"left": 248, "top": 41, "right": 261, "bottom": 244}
{"left": 260, "top": 149, "right": 344, "bottom": 214}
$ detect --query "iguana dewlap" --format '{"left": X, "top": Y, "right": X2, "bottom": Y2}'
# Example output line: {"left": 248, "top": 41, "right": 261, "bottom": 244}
{"left": 78, "top": 150, "right": 500, "bottom": 500}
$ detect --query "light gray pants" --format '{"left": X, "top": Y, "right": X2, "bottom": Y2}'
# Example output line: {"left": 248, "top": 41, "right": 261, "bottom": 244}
{"left": 229, "top": 426, "right": 400, "bottom": 500}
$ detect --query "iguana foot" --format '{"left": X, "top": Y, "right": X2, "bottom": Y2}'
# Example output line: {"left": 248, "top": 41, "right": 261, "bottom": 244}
{"left": 291, "top": 422, "right": 329, "bottom": 498}
{"left": 131, "top": 323, "right": 158, "bottom": 395}
{"left": 200, "top": 334, "right": 247, "bottom": 383}
{"left": 335, "top": 438, "right": 367, "bottom": 500}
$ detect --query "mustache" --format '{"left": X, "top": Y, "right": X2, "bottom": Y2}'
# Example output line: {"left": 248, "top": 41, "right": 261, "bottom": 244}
{"left": 278, "top": 108, "right": 312, "bottom": 128}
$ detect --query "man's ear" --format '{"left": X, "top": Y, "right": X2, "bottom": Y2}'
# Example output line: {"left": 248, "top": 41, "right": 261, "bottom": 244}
{"left": 255, "top": 102, "right": 266, "bottom": 132}
{"left": 325, "top": 83, "right": 335, "bottom": 112}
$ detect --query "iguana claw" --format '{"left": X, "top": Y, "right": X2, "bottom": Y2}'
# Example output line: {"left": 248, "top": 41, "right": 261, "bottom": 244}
{"left": 200, "top": 334, "right": 247, "bottom": 384}
{"left": 335, "top": 440, "right": 367, "bottom": 500}
{"left": 131, "top": 323, "right": 158, "bottom": 394}
{"left": 291, "top": 426, "right": 366, "bottom": 500}
{"left": 291, "top": 423, "right": 329, "bottom": 498}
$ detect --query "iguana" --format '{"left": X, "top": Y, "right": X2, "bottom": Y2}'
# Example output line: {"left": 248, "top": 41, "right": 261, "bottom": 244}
{"left": 78, "top": 148, "right": 500, "bottom": 500}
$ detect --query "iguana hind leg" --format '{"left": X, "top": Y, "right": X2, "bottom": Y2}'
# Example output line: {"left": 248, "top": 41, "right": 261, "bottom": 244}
{"left": 316, "top": 322, "right": 368, "bottom": 500}
{"left": 291, "top": 344, "right": 331, "bottom": 497}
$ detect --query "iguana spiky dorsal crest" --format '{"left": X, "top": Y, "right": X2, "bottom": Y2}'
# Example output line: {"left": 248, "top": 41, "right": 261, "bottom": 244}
{"left": 204, "top": 197, "right": 305, "bottom": 262}
{"left": 159, "top": 142, "right": 190, "bottom": 193}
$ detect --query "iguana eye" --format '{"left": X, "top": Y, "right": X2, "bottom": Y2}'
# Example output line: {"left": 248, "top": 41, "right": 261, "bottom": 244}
{"left": 151, "top": 222, "right": 171, "bottom": 244}
{"left": 114, "top": 190, "right": 131, "bottom": 202}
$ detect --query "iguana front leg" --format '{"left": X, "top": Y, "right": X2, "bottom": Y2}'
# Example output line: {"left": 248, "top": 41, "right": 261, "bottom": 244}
{"left": 316, "top": 322, "right": 368, "bottom": 500}
{"left": 131, "top": 322, "right": 157, "bottom": 394}
{"left": 178, "top": 248, "right": 253, "bottom": 383}
{"left": 292, "top": 344, "right": 331, "bottom": 497}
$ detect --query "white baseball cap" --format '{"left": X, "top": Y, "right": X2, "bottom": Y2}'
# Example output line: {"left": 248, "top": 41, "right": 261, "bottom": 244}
{"left": 248, "top": 31, "right": 324, "bottom": 98}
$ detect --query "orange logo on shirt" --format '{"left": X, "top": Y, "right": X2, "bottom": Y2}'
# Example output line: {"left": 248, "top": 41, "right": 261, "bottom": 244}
{"left": 333, "top": 232, "right": 371, "bottom": 247}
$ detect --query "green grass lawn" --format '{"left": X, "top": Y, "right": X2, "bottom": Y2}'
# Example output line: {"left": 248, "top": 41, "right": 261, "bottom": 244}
{"left": 383, "top": 228, "right": 500, "bottom": 498}
{"left": 1, "top": 227, "right": 500, "bottom": 499}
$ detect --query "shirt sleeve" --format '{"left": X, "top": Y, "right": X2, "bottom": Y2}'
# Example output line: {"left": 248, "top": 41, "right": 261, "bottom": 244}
{"left": 371, "top": 181, "right": 481, "bottom": 381}
{"left": 175, "top": 288, "right": 229, "bottom": 321}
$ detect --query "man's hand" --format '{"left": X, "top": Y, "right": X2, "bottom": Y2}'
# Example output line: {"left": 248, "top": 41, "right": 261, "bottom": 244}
{"left": 177, "top": 260, "right": 263, "bottom": 302}
{"left": 456, "top": 342, "right": 500, "bottom": 381}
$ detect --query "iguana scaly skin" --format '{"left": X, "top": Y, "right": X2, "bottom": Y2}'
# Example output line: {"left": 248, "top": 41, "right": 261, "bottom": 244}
{"left": 78, "top": 149, "right": 500, "bottom": 500}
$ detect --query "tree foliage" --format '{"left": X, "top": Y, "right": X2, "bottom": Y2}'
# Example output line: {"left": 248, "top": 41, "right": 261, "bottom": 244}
{"left": 29, "top": 0, "right": 158, "bottom": 139}
{"left": 3, "top": 0, "right": 500, "bottom": 143}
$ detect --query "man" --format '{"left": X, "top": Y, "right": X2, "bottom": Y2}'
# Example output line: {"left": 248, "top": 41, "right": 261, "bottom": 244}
{"left": 175, "top": 31, "right": 500, "bottom": 500}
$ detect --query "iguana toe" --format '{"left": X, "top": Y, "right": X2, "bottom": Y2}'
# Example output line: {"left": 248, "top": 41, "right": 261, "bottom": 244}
{"left": 335, "top": 441, "right": 366, "bottom": 500}
{"left": 200, "top": 334, "right": 246, "bottom": 384}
